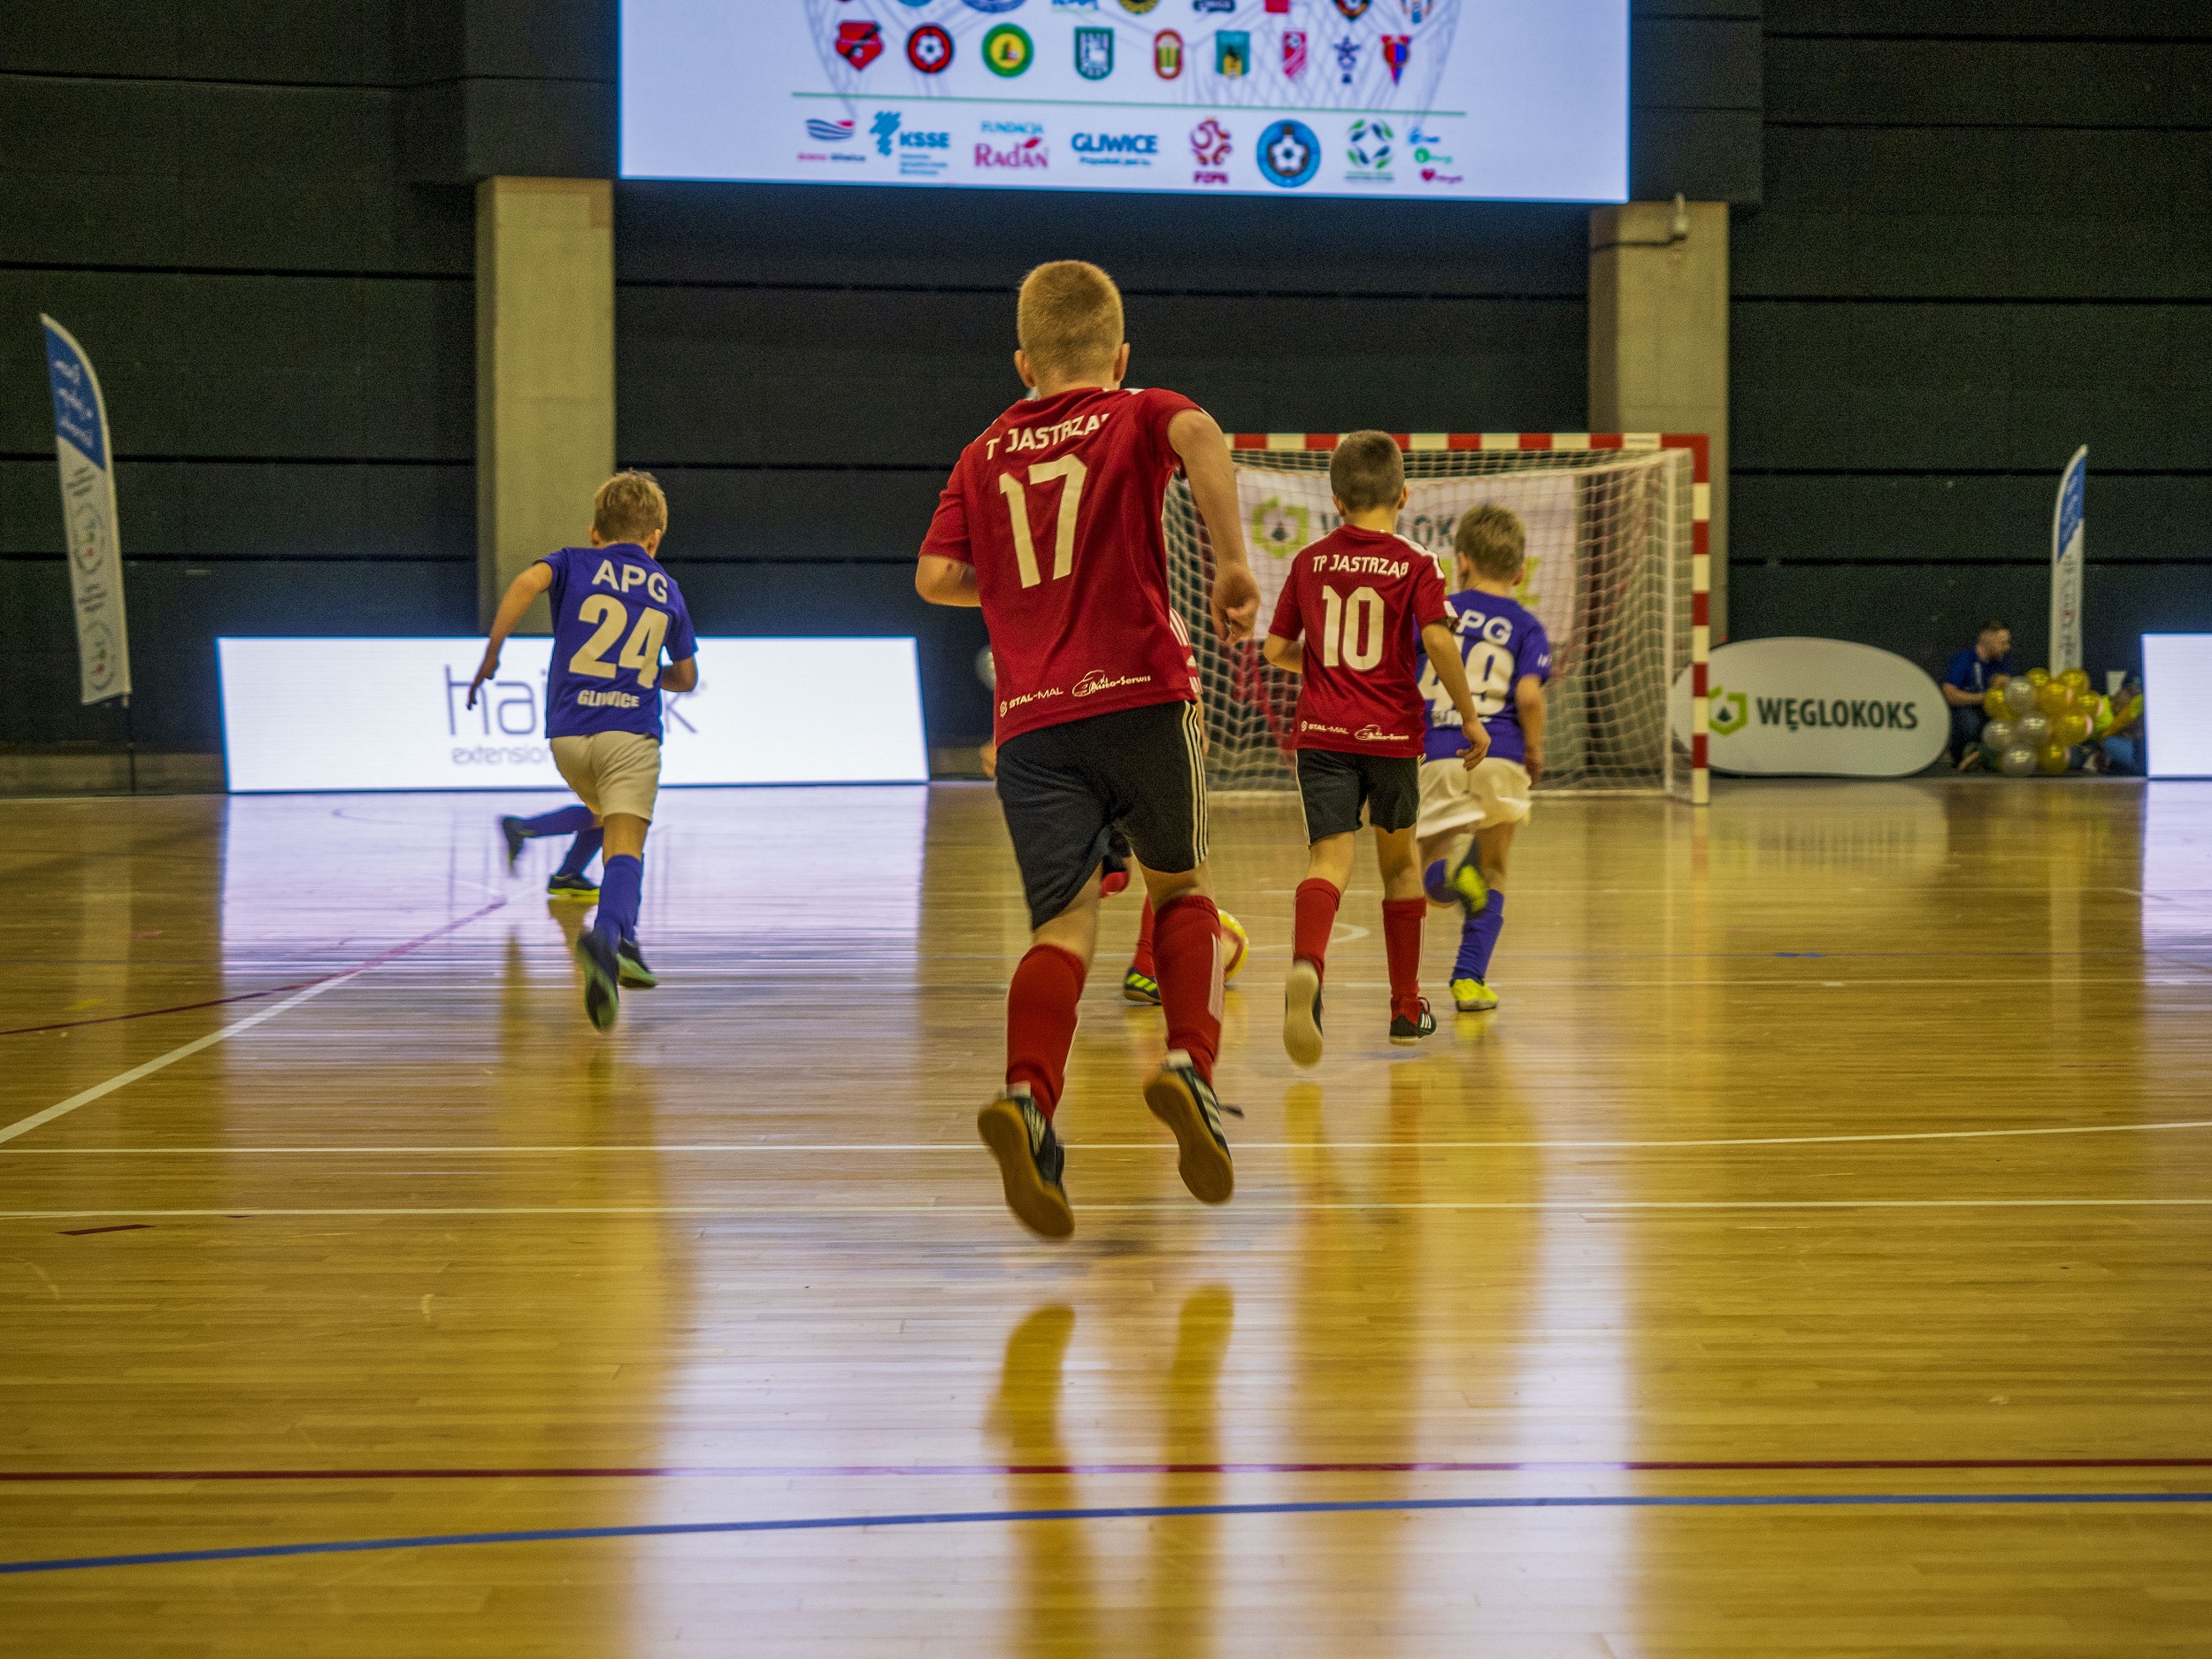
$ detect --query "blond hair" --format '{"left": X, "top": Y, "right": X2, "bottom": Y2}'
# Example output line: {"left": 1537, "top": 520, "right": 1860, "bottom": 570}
{"left": 1454, "top": 503, "right": 1525, "bottom": 581}
{"left": 1018, "top": 260, "right": 1124, "bottom": 382}
{"left": 1328, "top": 430, "right": 1404, "bottom": 514}
{"left": 593, "top": 471, "right": 667, "bottom": 544}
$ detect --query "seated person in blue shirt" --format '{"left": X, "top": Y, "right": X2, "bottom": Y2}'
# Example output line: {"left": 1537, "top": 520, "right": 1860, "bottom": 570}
{"left": 1941, "top": 618, "right": 2014, "bottom": 770}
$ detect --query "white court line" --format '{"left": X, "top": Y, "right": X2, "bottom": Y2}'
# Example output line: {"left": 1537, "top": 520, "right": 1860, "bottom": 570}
{"left": 0, "top": 902, "right": 507, "bottom": 1148}
{"left": 12, "top": 1120, "right": 2212, "bottom": 1154}
{"left": 6, "top": 1199, "right": 2212, "bottom": 1218}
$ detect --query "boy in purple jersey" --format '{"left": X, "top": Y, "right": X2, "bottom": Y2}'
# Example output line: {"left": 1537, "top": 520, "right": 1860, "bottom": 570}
{"left": 1415, "top": 504, "right": 1551, "bottom": 1013}
{"left": 469, "top": 472, "right": 699, "bottom": 1030}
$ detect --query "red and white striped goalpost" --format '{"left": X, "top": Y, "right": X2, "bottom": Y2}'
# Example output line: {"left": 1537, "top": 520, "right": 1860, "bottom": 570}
{"left": 1227, "top": 431, "right": 1711, "bottom": 807}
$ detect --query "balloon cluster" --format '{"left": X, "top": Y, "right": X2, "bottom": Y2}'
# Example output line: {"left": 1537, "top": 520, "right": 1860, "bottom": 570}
{"left": 1981, "top": 666, "right": 2095, "bottom": 776}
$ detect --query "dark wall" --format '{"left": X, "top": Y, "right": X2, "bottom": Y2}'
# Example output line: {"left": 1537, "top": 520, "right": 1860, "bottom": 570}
{"left": 1731, "top": 2, "right": 2212, "bottom": 682}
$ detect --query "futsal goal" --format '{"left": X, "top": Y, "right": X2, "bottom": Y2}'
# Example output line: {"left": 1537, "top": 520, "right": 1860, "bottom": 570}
{"left": 1164, "top": 433, "right": 1709, "bottom": 804}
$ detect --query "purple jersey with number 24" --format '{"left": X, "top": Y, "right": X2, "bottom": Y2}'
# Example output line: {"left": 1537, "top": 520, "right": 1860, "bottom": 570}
{"left": 1422, "top": 589, "right": 1552, "bottom": 766}
{"left": 541, "top": 542, "right": 698, "bottom": 742}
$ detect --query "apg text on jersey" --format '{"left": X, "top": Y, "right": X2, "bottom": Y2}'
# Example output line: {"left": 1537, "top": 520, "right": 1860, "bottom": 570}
{"left": 920, "top": 386, "right": 1203, "bottom": 744}
{"left": 1268, "top": 525, "right": 1448, "bottom": 758}
{"left": 541, "top": 542, "right": 698, "bottom": 742}
{"left": 1422, "top": 589, "right": 1552, "bottom": 766}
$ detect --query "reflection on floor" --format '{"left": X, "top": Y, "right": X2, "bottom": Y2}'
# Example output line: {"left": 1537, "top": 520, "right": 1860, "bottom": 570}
{"left": 4, "top": 779, "right": 2211, "bottom": 1655}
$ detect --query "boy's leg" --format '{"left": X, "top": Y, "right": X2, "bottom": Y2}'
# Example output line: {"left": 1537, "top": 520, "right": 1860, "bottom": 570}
{"left": 562, "top": 734, "right": 660, "bottom": 1030}
{"left": 1124, "top": 891, "right": 1160, "bottom": 1005}
{"left": 553, "top": 825, "right": 605, "bottom": 880}
{"left": 1375, "top": 825, "right": 1428, "bottom": 1033}
{"left": 1110, "top": 703, "right": 1233, "bottom": 1207}
{"left": 1285, "top": 749, "right": 1363, "bottom": 1068}
{"left": 1453, "top": 821, "right": 1518, "bottom": 1004}
{"left": 503, "top": 803, "right": 595, "bottom": 869}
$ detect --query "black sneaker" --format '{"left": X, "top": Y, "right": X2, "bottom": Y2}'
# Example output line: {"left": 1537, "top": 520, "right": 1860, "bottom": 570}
{"left": 1144, "top": 1051, "right": 1234, "bottom": 1205}
{"left": 1389, "top": 999, "right": 1438, "bottom": 1046}
{"left": 617, "top": 939, "right": 658, "bottom": 988}
{"left": 501, "top": 815, "right": 529, "bottom": 870}
{"left": 547, "top": 872, "right": 600, "bottom": 901}
{"left": 1121, "top": 966, "right": 1161, "bottom": 1006}
{"left": 574, "top": 926, "right": 620, "bottom": 1031}
{"left": 1282, "top": 958, "right": 1324, "bottom": 1068}
{"left": 977, "top": 1091, "right": 1073, "bottom": 1239}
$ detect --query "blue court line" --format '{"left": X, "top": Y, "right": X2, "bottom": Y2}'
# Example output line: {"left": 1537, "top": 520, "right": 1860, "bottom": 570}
{"left": 5, "top": 1491, "right": 2211, "bottom": 1577}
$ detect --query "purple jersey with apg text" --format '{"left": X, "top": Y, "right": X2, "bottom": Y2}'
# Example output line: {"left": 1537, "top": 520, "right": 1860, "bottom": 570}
{"left": 541, "top": 543, "right": 698, "bottom": 741}
{"left": 1422, "top": 590, "right": 1552, "bottom": 765}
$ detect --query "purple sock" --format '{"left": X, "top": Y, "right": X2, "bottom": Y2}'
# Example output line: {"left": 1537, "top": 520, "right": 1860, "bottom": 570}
{"left": 554, "top": 826, "right": 604, "bottom": 879}
{"left": 1454, "top": 889, "right": 1506, "bottom": 982}
{"left": 519, "top": 804, "right": 595, "bottom": 837}
{"left": 595, "top": 855, "right": 643, "bottom": 945}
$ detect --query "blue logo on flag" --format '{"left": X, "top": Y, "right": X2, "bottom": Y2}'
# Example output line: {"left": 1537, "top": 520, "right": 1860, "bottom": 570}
{"left": 805, "top": 118, "right": 858, "bottom": 142}
{"left": 1258, "top": 119, "right": 1319, "bottom": 187}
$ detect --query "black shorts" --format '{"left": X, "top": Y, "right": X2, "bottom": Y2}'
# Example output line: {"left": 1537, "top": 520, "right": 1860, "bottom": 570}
{"left": 995, "top": 700, "right": 1209, "bottom": 930}
{"left": 1296, "top": 749, "right": 1420, "bottom": 841}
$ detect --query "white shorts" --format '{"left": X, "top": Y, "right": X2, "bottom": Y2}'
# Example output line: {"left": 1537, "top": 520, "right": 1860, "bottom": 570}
{"left": 1417, "top": 756, "right": 1532, "bottom": 841}
{"left": 550, "top": 731, "right": 663, "bottom": 822}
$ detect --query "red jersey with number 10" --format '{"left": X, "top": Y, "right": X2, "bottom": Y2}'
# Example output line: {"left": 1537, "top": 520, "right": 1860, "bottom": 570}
{"left": 1269, "top": 524, "right": 1448, "bottom": 758}
{"left": 921, "top": 386, "right": 1202, "bottom": 743}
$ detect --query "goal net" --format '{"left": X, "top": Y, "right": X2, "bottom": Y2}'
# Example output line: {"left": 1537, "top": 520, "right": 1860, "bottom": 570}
{"left": 1164, "top": 437, "right": 1697, "bottom": 799}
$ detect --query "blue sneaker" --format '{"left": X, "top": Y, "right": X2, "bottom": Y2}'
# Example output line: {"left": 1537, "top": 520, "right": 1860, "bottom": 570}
{"left": 547, "top": 872, "right": 599, "bottom": 901}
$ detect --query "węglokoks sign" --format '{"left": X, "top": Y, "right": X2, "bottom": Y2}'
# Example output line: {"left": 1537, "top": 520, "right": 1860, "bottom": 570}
{"left": 1669, "top": 638, "right": 1947, "bottom": 778}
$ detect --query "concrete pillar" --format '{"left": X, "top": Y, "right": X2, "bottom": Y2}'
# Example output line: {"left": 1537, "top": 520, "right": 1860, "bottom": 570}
{"left": 1589, "top": 199, "right": 1730, "bottom": 639}
{"left": 476, "top": 176, "right": 614, "bottom": 631}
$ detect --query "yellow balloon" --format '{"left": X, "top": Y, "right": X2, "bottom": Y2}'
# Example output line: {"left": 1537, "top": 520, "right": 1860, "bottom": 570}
{"left": 2027, "top": 667, "right": 2052, "bottom": 687}
{"left": 1982, "top": 687, "right": 2009, "bottom": 719}
{"left": 2036, "top": 680, "right": 2076, "bottom": 719}
{"left": 2056, "top": 711, "right": 2093, "bottom": 745}
{"left": 2060, "top": 666, "right": 2091, "bottom": 693}
{"left": 2037, "top": 741, "right": 2071, "bottom": 775}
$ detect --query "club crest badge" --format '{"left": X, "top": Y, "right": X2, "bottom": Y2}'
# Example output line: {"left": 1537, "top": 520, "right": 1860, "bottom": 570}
{"left": 982, "top": 23, "right": 1034, "bottom": 75}
{"left": 1075, "top": 27, "right": 1114, "bottom": 79}
{"left": 834, "top": 21, "right": 884, "bottom": 70}
{"left": 1155, "top": 28, "right": 1184, "bottom": 77}
{"left": 1333, "top": 0, "right": 1371, "bottom": 18}
{"left": 1333, "top": 35, "right": 1360, "bottom": 83}
{"left": 1400, "top": 0, "right": 1431, "bottom": 20}
{"left": 1215, "top": 30, "right": 1249, "bottom": 77}
{"left": 1282, "top": 29, "right": 1308, "bottom": 78}
{"left": 907, "top": 25, "right": 954, "bottom": 73}
{"left": 1380, "top": 34, "right": 1409, "bottom": 82}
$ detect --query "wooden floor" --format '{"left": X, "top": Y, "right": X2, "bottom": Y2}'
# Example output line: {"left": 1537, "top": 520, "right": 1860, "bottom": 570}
{"left": 4, "top": 778, "right": 2210, "bottom": 1655}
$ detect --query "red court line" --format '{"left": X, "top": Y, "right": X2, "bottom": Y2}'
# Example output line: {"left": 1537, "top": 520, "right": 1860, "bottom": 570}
{"left": 6, "top": 1457, "right": 2211, "bottom": 1483}
{"left": 0, "top": 902, "right": 509, "bottom": 1039}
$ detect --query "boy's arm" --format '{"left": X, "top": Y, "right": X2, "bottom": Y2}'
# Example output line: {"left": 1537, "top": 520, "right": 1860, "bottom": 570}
{"left": 1263, "top": 633, "right": 1304, "bottom": 674}
{"left": 663, "top": 656, "right": 699, "bottom": 694}
{"left": 1167, "top": 407, "right": 1258, "bottom": 643}
{"left": 1515, "top": 673, "right": 1547, "bottom": 783}
{"left": 916, "top": 557, "right": 979, "bottom": 607}
{"left": 467, "top": 562, "right": 555, "bottom": 709}
{"left": 1420, "top": 620, "right": 1490, "bottom": 769}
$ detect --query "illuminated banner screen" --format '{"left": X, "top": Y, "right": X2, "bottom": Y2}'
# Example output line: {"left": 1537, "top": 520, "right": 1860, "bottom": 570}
{"left": 219, "top": 638, "right": 930, "bottom": 793}
{"left": 620, "top": 1, "right": 1628, "bottom": 204}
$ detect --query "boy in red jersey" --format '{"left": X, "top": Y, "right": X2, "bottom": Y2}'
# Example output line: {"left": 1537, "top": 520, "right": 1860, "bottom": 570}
{"left": 917, "top": 260, "right": 1260, "bottom": 1240}
{"left": 1262, "top": 431, "right": 1487, "bottom": 1065}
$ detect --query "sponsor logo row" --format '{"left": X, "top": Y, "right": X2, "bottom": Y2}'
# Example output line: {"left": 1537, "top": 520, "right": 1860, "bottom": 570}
{"left": 833, "top": 19, "right": 1426, "bottom": 86}
{"left": 800, "top": 112, "right": 1459, "bottom": 187}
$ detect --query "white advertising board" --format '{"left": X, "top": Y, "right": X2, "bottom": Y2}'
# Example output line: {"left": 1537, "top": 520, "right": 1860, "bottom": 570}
{"left": 621, "top": 1, "right": 1628, "bottom": 204}
{"left": 2145, "top": 634, "right": 2212, "bottom": 779}
{"left": 219, "top": 637, "right": 929, "bottom": 793}
{"left": 1669, "top": 638, "right": 1948, "bottom": 779}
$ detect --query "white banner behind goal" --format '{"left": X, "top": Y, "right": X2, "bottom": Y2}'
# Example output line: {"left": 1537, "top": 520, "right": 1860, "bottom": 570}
{"left": 1164, "top": 434, "right": 1703, "bottom": 801}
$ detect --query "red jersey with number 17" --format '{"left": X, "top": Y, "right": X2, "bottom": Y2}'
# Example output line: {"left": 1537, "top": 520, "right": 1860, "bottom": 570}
{"left": 921, "top": 386, "right": 1203, "bottom": 744}
{"left": 1269, "top": 524, "right": 1448, "bottom": 758}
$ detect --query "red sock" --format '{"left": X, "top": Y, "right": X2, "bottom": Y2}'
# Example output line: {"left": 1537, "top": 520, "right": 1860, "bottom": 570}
{"left": 1382, "top": 898, "right": 1425, "bottom": 1019}
{"left": 1152, "top": 894, "right": 1222, "bottom": 1081}
{"left": 1006, "top": 944, "right": 1087, "bottom": 1118}
{"left": 1294, "top": 879, "right": 1341, "bottom": 976}
{"left": 1130, "top": 897, "right": 1156, "bottom": 979}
